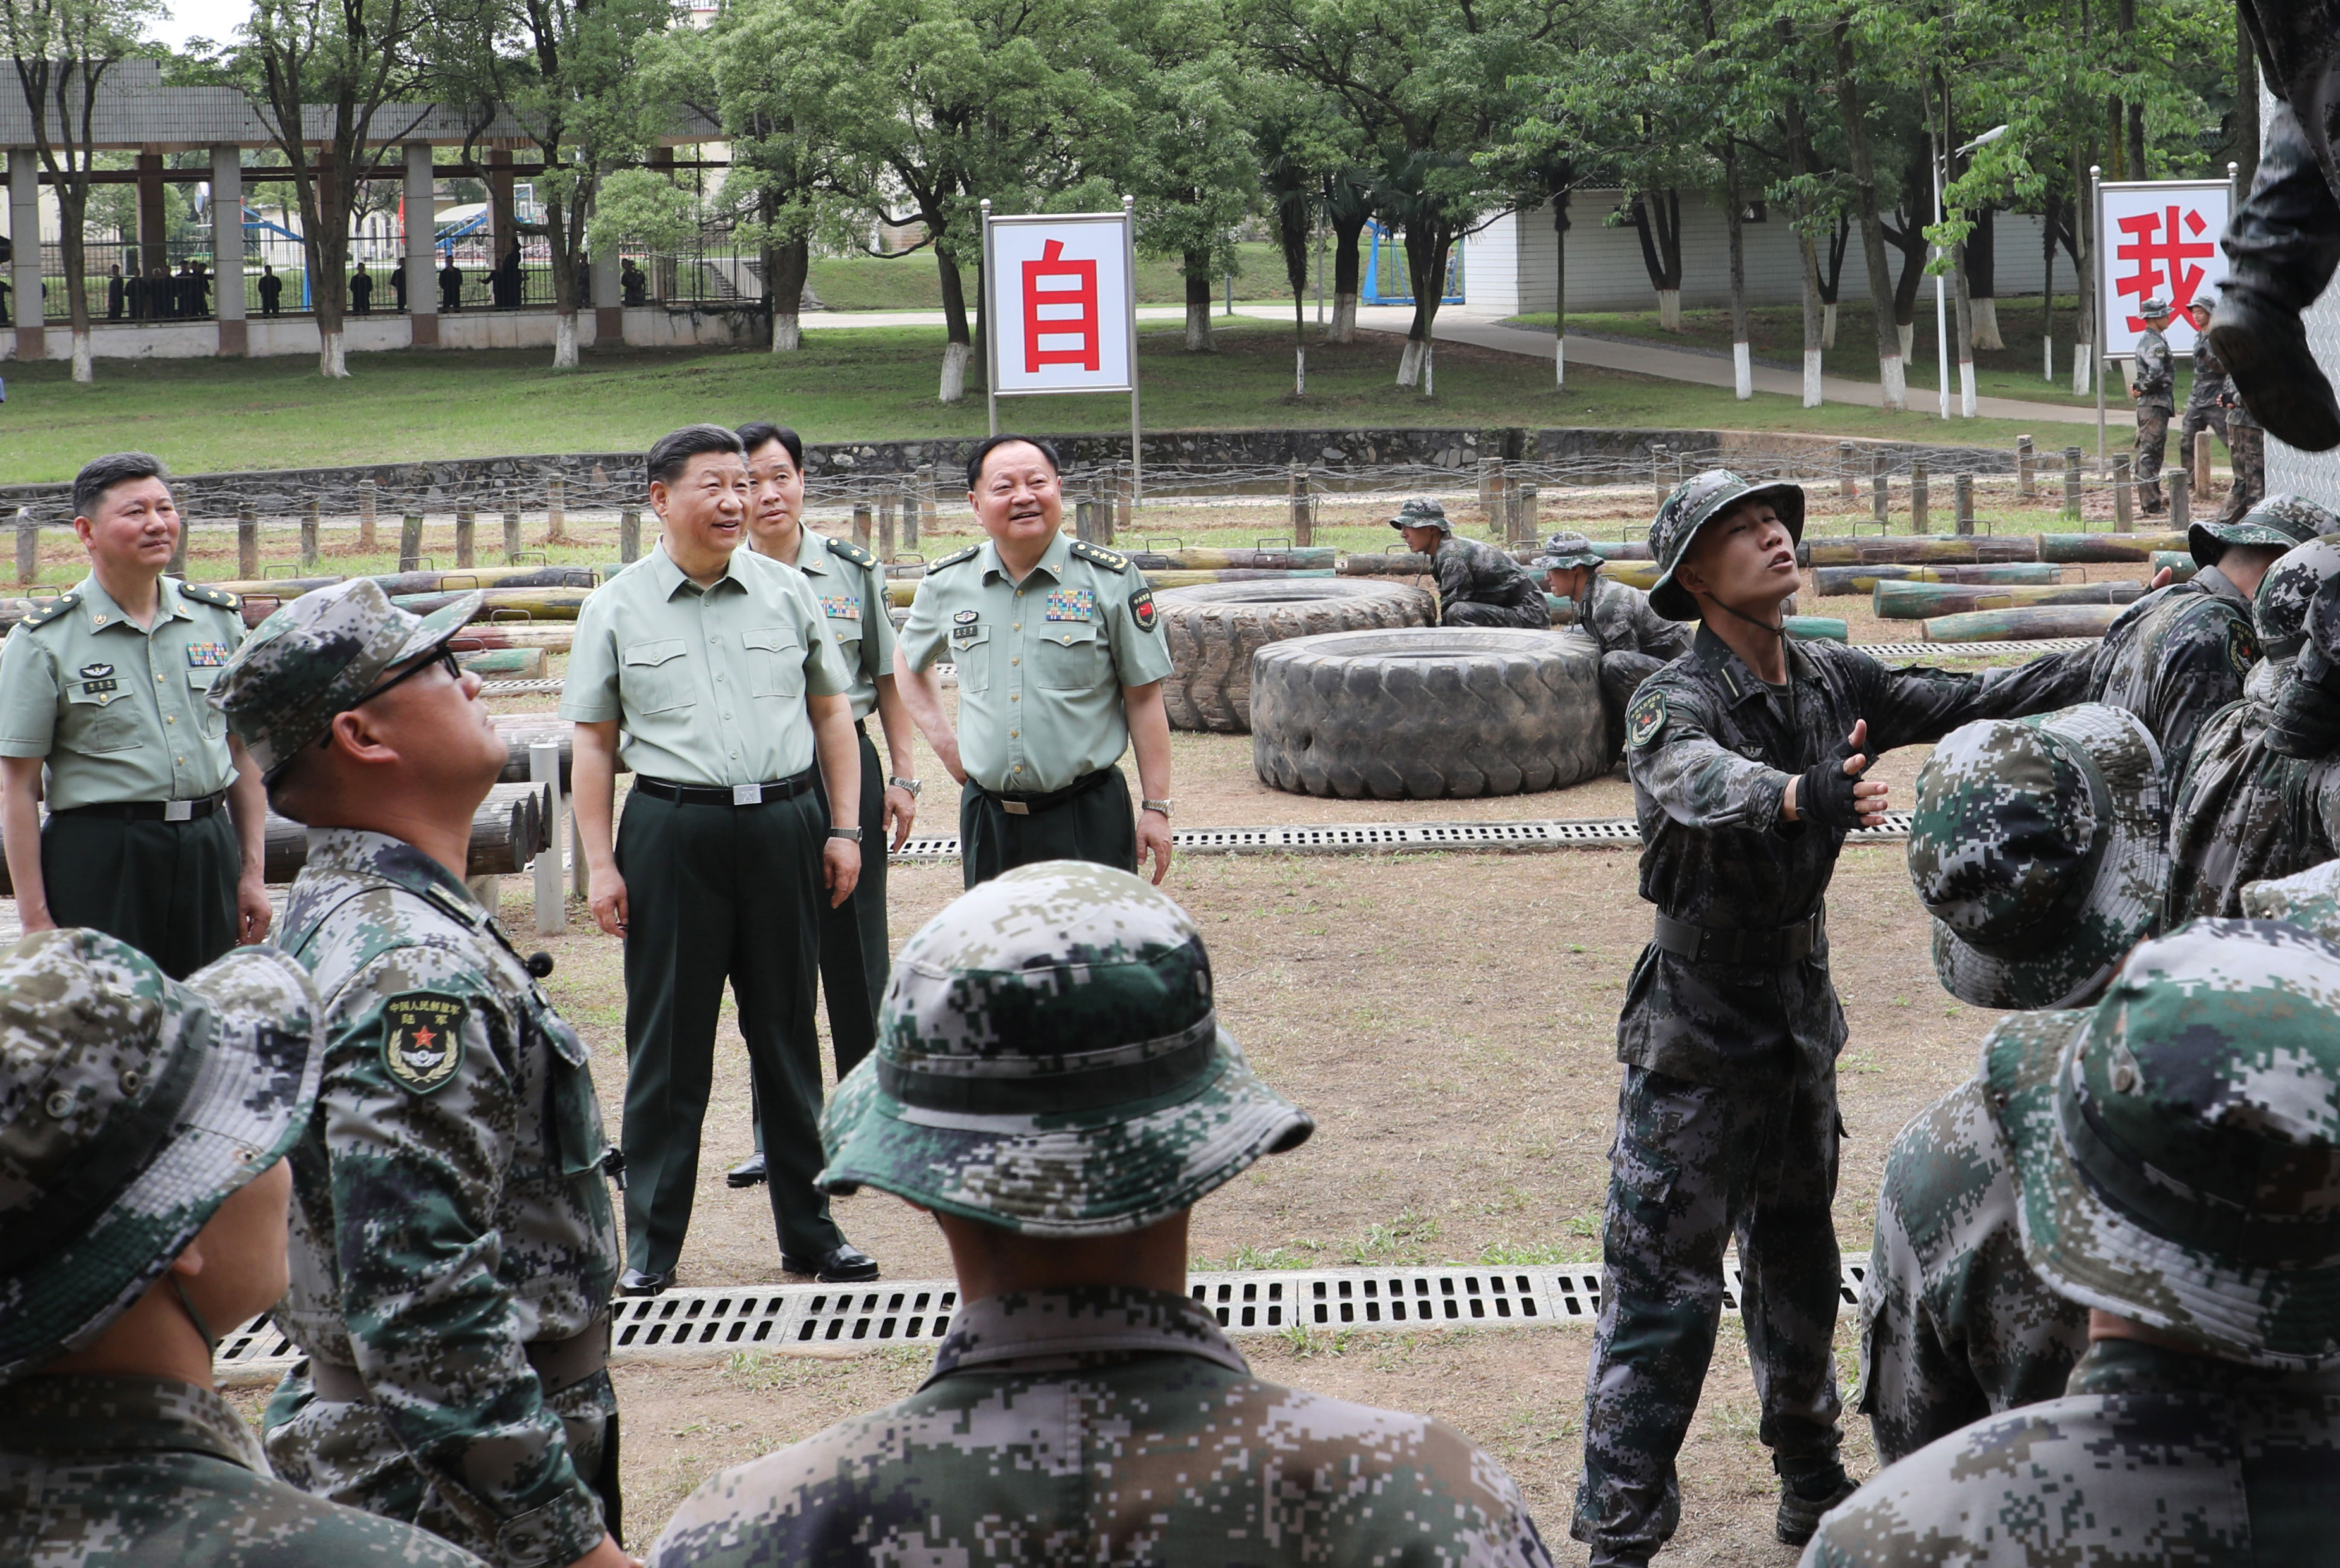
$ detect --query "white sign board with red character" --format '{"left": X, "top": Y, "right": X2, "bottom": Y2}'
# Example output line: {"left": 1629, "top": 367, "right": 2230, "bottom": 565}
{"left": 2096, "top": 178, "right": 2232, "bottom": 358}
{"left": 981, "top": 201, "right": 1143, "bottom": 497}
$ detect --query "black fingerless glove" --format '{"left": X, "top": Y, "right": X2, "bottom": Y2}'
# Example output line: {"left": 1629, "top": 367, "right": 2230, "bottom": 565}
{"left": 2271, "top": 582, "right": 2340, "bottom": 760}
{"left": 1794, "top": 755, "right": 1864, "bottom": 830}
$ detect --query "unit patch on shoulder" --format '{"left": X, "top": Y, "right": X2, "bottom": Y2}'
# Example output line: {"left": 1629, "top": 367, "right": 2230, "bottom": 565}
{"left": 2227, "top": 618, "right": 2258, "bottom": 679}
{"left": 382, "top": 992, "right": 467, "bottom": 1093}
{"left": 1626, "top": 689, "right": 1669, "bottom": 750}
{"left": 1069, "top": 540, "right": 1129, "bottom": 572}
{"left": 1129, "top": 586, "right": 1157, "bottom": 633}
{"left": 819, "top": 593, "right": 862, "bottom": 621}
{"left": 185, "top": 641, "right": 231, "bottom": 668}
{"left": 1045, "top": 588, "right": 1096, "bottom": 622}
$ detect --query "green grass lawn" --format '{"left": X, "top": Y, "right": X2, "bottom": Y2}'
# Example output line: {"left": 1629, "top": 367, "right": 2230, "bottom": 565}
{"left": 0, "top": 317, "right": 2099, "bottom": 484}
{"left": 1506, "top": 297, "right": 2181, "bottom": 411}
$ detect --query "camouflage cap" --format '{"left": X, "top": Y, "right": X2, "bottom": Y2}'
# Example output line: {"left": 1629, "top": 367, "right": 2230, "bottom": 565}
{"left": 2250, "top": 523, "right": 2340, "bottom": 659}
{"left": 1908, "top": 703, "right": 2165, "bottom": 1011}
{"left": 2001, "top": 918, "right": 2340, "bottom": 1368}
{"left": 2139, "top": 295, "right": 2172, "bottom": 317}
{"left": 2189, "top": 490, "right": 2336, "bottom": 568}
{"left": 1537, "top": 530, "right": 1607, "bottom": 572}
{"left": 209, "top": 577, "right": 484, "bottom": 779}
{"left": 817, "top": 861, "right": 1314, "bottom": 1236}
{"left": 1386, "top": 497, "right": 1453, "bottom": 534}
{"left": 1645, "top": 468, "right": 1806, "bottom": 621}
{"left": 2241, "top": 858, "right": 2340, "bottom": 937}
{"left": 0, "top": 932, "right": 320, "bottom": 1384}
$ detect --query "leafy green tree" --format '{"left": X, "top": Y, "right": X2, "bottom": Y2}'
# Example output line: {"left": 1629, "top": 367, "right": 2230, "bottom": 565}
{"left": 1115, "top": 0, "right": 1255, "bottom": 353}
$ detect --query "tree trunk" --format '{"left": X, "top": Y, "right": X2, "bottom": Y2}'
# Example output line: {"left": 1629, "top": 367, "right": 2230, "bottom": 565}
{"left": 1834, "top": 21, "right": 1905, "bottom": 409}
{"left": 322, "top": 329, "right": 348, "bottom": 377}
{"left": 2071, "top": 145, "right": 2093, "bottom": 396}
{"left": 306, "top": 147, "right": 351, "bottom": 380}
{"left": 1781, "top": 52, "right": 1824, "bottom": 408}
{"left": 1329, "top": 211, "right": 1365, "bottom": 343}
{"left": 1184, "top": 252, "right": 1214, "bottom": 351}
{"left": 769, "top": 238, "right": 809, "bottom": 352}
{"left": 936, "top": 238, "right": 972, "bottom": 402}
{"left": 1820, "top": 216, "right": 1849, "bottom": 348}
{"left": 552, "top": 312, "right": 578, "bottom": 369}
{"left": 1631, "top": 192, "right": 1686, "bottom": 329}
{"left": 1724, "top": 153, "right": 1750, "bottom": 399}
{"left": 1552, "top": 186, "right": 1569, "bottom": 389}
{"left": 1394, "top": 229, "right": 1453, "bottom": 389}
{"left": 1969, "top": 206, "right": 2003, "bottom": 348}
{"left": 56, "top": 187, "right": 94, "bottom": 384}
{"left": 1953, "top": 242, "right": 1977, "bottom": 416}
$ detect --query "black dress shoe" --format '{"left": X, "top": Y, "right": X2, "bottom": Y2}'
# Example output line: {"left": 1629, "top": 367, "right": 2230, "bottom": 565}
{"left": 779, "top": 1244, "right": 879, "bottom": 1283}
{"left": 726, "top": 1152, "right": 768, "bottom": 1188}
{"left": 2209, "top": 291, "right": 2340, "bottom": 452}
{"left": 617, "top": 1268, "right": 672, "bottom": 1296}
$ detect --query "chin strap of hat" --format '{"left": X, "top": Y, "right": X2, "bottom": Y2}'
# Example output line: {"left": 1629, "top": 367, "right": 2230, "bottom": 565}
{"left": 1703, "top": 592, "right": 1789, "bottom": 645}
{"left": 169, "top": 1274, "right": 219, "bottom": 1352}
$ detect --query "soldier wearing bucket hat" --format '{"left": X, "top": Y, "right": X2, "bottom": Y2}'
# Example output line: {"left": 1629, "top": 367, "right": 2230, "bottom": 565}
{"left": 1578, "top": 470, "right": 2083, "bottom": 1567}
{"left": 1391, "top": 496, "right": 1548, "bottom": 628}
{"left": 1807, "top": 918, "right": 2340, "bottom": 1565}
{"left": 0, "top": 928, "right": 480, "bottom": 1565}
{"left": 1540, "top": 530, "right": 1690, "bottom": 754}
{"left": 2128, "top": 296, "right": 2177, "bottom": 514}
{"left": 208, "top": 580, "right": 630, "bottom": 1568}
{"left": 647, "top": 861, "right": 1556, "bottom": 1568}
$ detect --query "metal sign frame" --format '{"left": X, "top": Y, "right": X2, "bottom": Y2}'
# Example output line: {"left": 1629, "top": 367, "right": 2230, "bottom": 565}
{"left": 981, "top": 198, "right": 1142, "bottom": 504}
{"left": 2092, "top": 172, "right": 2234, "bottom": 467}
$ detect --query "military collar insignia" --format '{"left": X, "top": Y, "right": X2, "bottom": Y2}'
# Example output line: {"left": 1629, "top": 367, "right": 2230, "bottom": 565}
{"left": 382, "top": 993, "right": 466, "bottom": 1093}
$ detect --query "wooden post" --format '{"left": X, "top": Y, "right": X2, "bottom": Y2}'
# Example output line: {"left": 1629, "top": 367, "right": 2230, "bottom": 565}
{"left": 2193, "top": 428, "right": 2215, "bottom": 495}
{"left": 399, "top": 513, "right": 424, "bottom": 571}
{"left": 1872, "top": 452, "right": 1891, "bottom": 526}
{"left": 1910, "top": 459, "right": 1930, "bottom": 535}
{"left": 1838, "top": 441, "right": 1858, "bottom": 502}
{"left": 1954, "top": 472, "right": 1975, "bottom": 535}
{"left": 14, "top": 507, "right": 36, "bottom": 586}
{"left": 167, "top": 514, "right": 188, "bottom": 578}
{"left": 2016, "top": 435, "right": 2035, "bottom": 500}
{"left": 453, "top": 507, "right": 475, "bottom": 569}
{"left": 1289, "top": 465, "right": 1312, "bottom": 547}
{"left": 302, "top": 497, "right": 320, "bottom": 569}
{"left": 618, "top": 509, "right": 641, "bottom": 564}
{"left": 1073, "top": 498, "right": 1094, "bottom": 543}
{"left": 2170, "top": 470, "right": 2191, "bottom": 533}
{"left": 2063, "top": 447, "right": 2084, "bottom": 520}
{"left": 546, "top": 475, "right": 566, "bottom": 543}
{"left": 851, "top": 502, "right": 872, "bottom": 551}
{"left": 2112, "top": 454, "right": 2134, "bottom": 532}
{"left": 878, "top": 483, "right": 898, "bottom": 561}
{"left": 237, "top": 502, "right": 260, "bottom": 580}
{"left": 1515, "top": 483, "right": 1540, "bottom": 546}
{"left": 502, "top": 506, "right": 521, "bottom": 562}
{"left": 530, "top": 741, "right": 563, "bottom": 935}
{"left": 913, "top": 463, "right": 935, "bottom": 545}
{"left": 1650, "top": 445, "right": 1671, "bottom": 512}
{"left": 1483, "top": 456, "right": 1505, "bottom": 525}
{"left": 357, "top": 478, "right": 377, "bottom": 550}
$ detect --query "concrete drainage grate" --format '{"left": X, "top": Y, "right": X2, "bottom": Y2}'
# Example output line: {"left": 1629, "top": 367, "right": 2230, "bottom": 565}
{"left": 1858, "top": 638, "right": 2097, "bottom": 659}
{"left": 214, "top": 1261, "right": 1871, "bottom": 1377}
{"left": 894, "top": 813, "right": 1911, "bottom": 862}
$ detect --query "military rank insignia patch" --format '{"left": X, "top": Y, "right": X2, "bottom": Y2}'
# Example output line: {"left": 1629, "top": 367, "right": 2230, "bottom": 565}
{"left": 382, "top": 993, "right": 467, "bottom": 1093}
{"left": 1626, "top": 690, "right": 1667, "bottom": 750}
{"left": 76, "top": 662, "right": 120, "bottom": 699}
{"left": 1045, "top": 588, "right": 1096, "bottom": 621}
{"left": 2227, "top": 619, "right": 2258, "bottom": 679}
{"left": 185, "top": 641, "right": 231, "bottom": 668}
{"left": 1130, "top": 586, "right": 1157, "bottom": 633}
{"left": 819, "top": 594, "right": 860, "bottom": 621}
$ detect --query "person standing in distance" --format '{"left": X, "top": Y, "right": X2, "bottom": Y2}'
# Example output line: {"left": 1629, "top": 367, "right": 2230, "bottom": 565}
{"left": 0, "top": 451, "right": 270, "bottom": 980}
{"left": 722, "top": 422, "right": 920, "bottom": 1192}
{"left": 894, "top": 435, "right": 1174, "bottom": 888}
{"left": 566, "top": 423, "right": 876, "bottom": 1294}
{"left": 2128, "top": 296, "right": 2178, "bottom": 516}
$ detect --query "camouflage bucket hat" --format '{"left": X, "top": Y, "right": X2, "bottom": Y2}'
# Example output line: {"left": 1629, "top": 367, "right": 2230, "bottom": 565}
{"left": 817, "top": 861, "right": 1314, "bottom": 1236}
{"left": 209, "top": 577, "right": 484, "bottom": 779}
{"left": 2002, "top": 918, "right": 2340, "bottom": 1368}
{"left": 2242, "top": 858, "right": 2340, "bottom": 936}
{"left": 1908, "top": 703, "right": 2165, "bottom": 1011}
{"left": 1537, "top": 530, "right": 1607, "bottom": 572}
{"left": 2189, "top": 491, "right": 2336, "bottom": 568}
{"left": 1386, "top": 496, "right": 1453, "bottom": 535}
{"left": 2252, "top": 525, "right": 2340, "bottom": 659}
{"left": 0, "top": 932, "right": 320, "bottom": 1384}
{"left": 1645, "top": 468, "right": 1806, "bottom": 621}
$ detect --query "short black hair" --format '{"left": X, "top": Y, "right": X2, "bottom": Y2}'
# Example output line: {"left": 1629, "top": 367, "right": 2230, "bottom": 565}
{"left": 72, "top": 452, "right": 169, "bottom": 520}
{"left": 965, "top": 434, "right": 1061, "bottom": 492}
{"left": 736, "top": 423, "right": 805, "bottom": 471}
{"left": 647, "top": 424, "right": 746, "bottom": 487}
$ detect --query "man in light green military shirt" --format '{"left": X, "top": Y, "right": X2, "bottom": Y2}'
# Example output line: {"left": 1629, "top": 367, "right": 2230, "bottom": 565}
{"left": 566, "top": 423, "right": 877, "bottom": 1295}
{"left": 0, "top": 452, "right": 270, "bottom": 980}
{"left": 894, "top": 435, "right": 1175, "bottom": 889}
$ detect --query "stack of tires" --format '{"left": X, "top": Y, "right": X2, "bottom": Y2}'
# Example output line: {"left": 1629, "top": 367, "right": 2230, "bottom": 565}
{"left": 1157, "top": 579, "right": 1435, "bottom": 733}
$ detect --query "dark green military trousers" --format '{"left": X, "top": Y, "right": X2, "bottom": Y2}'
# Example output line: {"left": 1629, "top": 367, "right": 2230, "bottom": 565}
{"left": 41, "top": 808, "right": 240, "bottom": 980}
{"left": 960, "top": 767, "right": 1136, "bottom": 889}
{"left": 616, "top": 781, "right": 845, "bottom": 1273}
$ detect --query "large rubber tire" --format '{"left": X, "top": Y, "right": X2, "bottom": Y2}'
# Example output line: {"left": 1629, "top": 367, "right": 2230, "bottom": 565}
{"left": 1158, "top": 579, "right": 1435, "bottom": 733}
{"left": 1250, "top": 628, "right": 1608, "bottom": 798}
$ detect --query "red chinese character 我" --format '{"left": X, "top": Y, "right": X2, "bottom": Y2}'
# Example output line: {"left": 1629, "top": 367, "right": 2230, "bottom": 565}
{"left": 2113, "top": 204, "right": 2216, "bottom": 332}
{"left": 1023, "top": 239, "right": 1100, "bottom": 373}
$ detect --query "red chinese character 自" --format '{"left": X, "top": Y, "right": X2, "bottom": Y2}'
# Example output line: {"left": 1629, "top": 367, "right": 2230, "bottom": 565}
{"left": 2113, "top": 204, "right": 2216, "bottom": 332}
{"left": 1023, "top": 239, "right": 1100, "bottom": 373}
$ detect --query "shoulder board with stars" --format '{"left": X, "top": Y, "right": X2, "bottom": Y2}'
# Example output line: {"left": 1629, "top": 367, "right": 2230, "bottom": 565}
{"left": 928, "top": 544, "right": 981, "bottom": 571}
{"left": 17, "top": 592, "right": 79, "bottom": 630}
{"left": 826, "top": 536, "right": 877, "bottom": 570}
{"left": 1069, "top": 540, "right": 1129, "bottom": 573}
{"left": 177, "top": 580, "right": 242, "bottom": 611}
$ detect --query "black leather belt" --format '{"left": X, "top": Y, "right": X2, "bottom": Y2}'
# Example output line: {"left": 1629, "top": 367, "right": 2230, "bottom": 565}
{"left": 633, "top": 769, "right": 815, "bottom": 807}
{"left": 977, "top": 769, "right": 1114, "bottom": 817}
{"left": 308, "top": 1316, "right": 609, "bottom": 1404}
{"left": 1653, "top": 909, "right": 1823, "bottom": 965}
{"left": 56, "top": 790, "right": 227, "bottom": 822}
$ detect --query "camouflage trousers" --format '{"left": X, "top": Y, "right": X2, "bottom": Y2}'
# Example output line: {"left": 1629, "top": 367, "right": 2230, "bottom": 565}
{"left": 2219, "top": 423, "right": 2267, "bottom": 524}
{"left": 1442, "top": 598, "right": 1551, "bottom": 629}
{"left": 264, "top": 1367, "right": 618, "bottom": 1565}
{"left": 2181, "top": 397, "right": 2231, "bottom": 454}
{"left": 2134, "top": 406, "right": 2171, "bottom": 514}
{"left": 1573, "top": 1065, "right": 1846, "bottom": 1560}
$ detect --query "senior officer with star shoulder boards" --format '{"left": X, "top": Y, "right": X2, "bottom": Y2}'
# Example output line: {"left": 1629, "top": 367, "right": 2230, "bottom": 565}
{"left": 0, "top": 451, "right": 271, "bottom": 979}
{"left": 894, "top": 435, "right": 1175, "bottom": 887}
{"left": 566, "top": 423, "right": 877, "bottom": 1296}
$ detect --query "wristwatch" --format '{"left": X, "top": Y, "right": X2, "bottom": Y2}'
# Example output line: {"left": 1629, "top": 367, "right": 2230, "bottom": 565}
{"left": 887, "top": 775, "right": 922, "bottom": 797}
{"left": 828, "top": 826, "right": 863, "bottom": 842}
{"left": 1141, "top": 798, "right": 1174, "bottom": 818}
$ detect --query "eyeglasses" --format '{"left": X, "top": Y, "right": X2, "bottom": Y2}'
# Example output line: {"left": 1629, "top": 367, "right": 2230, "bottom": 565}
{"left": 319, "top": 647, "right": 462, "bottom": 750}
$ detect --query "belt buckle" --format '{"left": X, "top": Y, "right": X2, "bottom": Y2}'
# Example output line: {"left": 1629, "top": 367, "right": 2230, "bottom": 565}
{"left": 732, "top": 784, "right": 764, "bottom": 806}
{"left": 1001, "top": 799, "right": 1030, "bottom": 816}
{"left": 163, "top": 799, "right": 193, "bottom": 822}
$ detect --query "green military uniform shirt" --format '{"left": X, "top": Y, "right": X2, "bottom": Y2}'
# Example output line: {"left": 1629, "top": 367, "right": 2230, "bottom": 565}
{"left": 898, "top": 532, "right": 1173, "bottom": 794}
{"left": 0, "top": 574, "right": 245, "bottom": 810}
{"left": 791, "top": 529, "right": 894, "bottom": 723}
{"left": 562, "top": 541, "right": 849, "bottom": 787}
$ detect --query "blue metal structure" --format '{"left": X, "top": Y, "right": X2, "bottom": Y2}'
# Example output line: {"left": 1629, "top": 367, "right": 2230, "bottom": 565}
{"left": 1362, "top": 221, "right": 1464, "bottom": 305}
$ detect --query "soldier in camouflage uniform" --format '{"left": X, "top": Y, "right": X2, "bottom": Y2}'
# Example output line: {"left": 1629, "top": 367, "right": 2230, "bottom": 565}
{"left": 1392, "top": 497, "right": 1549, "bottom": 628}
{"left": 2178, "top": 297, "right": 2232, "bottom": 456}
{"left": 2128, "top": 296, "right": 2177, "bottom": 514}
{"left": 209, "top": 580, "right": 628, "bottom": 1568}
{"left": 1806, "top": 918, "right": 2340, "bottom": 1564}
{"left": 647, "top": 861, "right": 1556, "bottom": 1568}
{"left": 1541, "top": 530, "right": 1692, "bottom": 755}
{"left": 0, "top": 925, "right": 482, "bottom": 1567}
{"left": 1857, "top": 705, "right": 2165, "bottom": 1464}
{"left": 1576, "top": 471, "right": 2081, "bottom": 1567}
{"left": 2219, "top": 374, "right": 2269, "bottom": 523}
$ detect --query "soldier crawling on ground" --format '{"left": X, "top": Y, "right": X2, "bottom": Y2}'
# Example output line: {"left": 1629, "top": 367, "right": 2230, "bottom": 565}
{"left": 1391, "top": 496, "right": 1549, "bottom": 628}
